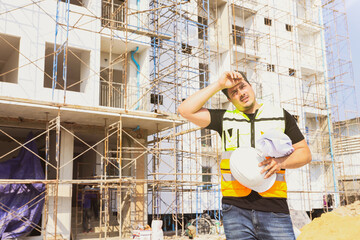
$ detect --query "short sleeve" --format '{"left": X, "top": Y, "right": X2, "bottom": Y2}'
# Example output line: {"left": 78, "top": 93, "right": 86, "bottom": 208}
{"left": 284, "top": 110, "right": 305, "bottom": 144}
{"left": 205, "top": 109, "right": 226, "bottom": 135}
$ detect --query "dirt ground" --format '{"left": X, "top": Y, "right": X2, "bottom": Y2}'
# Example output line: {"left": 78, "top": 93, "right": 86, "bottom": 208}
{"left": 150, "top": 202, "right": 360, "bottom": 240}
{"left": 297, "top": 201, "right": 360, "bottom": 240}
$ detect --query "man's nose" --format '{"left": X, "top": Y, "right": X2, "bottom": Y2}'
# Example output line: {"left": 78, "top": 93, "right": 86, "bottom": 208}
{"left": 239, "top": 88, "right": 246, "bottom": 96}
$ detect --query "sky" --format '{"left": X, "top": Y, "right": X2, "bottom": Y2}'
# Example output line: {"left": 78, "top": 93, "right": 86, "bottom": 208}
{"left": 346, "top": 0, "right": 360, "bottom": 108}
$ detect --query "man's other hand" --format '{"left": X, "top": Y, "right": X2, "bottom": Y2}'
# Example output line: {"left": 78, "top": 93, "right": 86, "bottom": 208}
{"left": 258, "top": 157, "right": 286, "bottom": 179}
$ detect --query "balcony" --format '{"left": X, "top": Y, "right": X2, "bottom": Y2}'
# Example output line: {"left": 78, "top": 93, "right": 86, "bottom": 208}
{"left": 100, "top": 82, "right": 149, "bottom": 111}
{"left": 302, "top": 92, "right": 326, "bottom": 111}
{"left": 296, "top": 4, "right": 322, "bottom": 32}
{"left": 232, "top": 1, "right": 258, "bottom": 18}
{"left": 232, "top": 31, "right": 260, "bottom": 62}
{"left": 299, "top": 44, "right": 324, "bottom": 73}
{"left": 101, "top": 0, "right": 126, "bottom": 30}
{"left": 101, "top": 0, "right": 170, "bottom": 39}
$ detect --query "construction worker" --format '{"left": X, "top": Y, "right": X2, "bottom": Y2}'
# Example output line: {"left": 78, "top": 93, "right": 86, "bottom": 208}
{"left": 82, "top": 186, "right": 93, "bottom": 233}
{"left": 178, "top": 71, "right": 312, "bottom": 240}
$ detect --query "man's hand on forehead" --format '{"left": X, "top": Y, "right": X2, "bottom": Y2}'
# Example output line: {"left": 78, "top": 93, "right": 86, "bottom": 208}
{"left": 226, "top": 71, "right": 243, "bottom": 81}
{"left": 219, "top": 71, "right": 244, "bottom": 88}
{"left": 219, "top": 71, "right": 245, "bottom": 90}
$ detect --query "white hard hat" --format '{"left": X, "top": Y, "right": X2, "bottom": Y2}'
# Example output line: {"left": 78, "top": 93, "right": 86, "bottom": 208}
{"left": 229, "top": 147, "right": 276, "bottom": 193}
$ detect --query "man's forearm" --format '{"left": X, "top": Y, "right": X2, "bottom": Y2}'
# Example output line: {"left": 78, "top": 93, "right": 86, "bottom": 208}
{"left": 278, "top": 147, "right": 312, "bottom": 169}
{"left": 178, "top": 81, "right": 222, "bottom": 117}
{"left": 260, "top": 139, "right": 312, "bottom": 178}
{"left": 177, "top": 71, "right": 243, "bottom": 127}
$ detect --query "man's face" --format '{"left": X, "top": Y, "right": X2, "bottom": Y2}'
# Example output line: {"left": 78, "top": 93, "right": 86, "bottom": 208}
{"left": 227, "top": 80, "right": 257, "bottom": 113}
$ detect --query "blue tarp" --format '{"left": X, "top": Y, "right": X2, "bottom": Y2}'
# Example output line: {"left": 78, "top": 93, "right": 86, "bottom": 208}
{"left": 0, "top": 133, "right": 45, "bottom": 239}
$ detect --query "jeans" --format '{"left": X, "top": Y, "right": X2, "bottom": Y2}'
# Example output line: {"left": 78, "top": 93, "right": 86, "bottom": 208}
{"left": 83, "top": 208, "right": 92, "bottom": 232}
{"left": 222, "top": 203, "right": 296, "bottom": 240}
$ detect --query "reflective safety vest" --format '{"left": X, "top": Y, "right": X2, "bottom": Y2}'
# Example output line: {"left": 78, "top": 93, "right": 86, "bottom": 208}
{"left": 220, "top": 103, "right": 288, "bottom": 198}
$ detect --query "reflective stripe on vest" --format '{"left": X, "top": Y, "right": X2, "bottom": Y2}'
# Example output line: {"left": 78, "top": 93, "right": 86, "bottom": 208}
{"left": 220, "top": 104, "right": 288, "bottom": 198}
{"left": 222, "top": 172, "right": 285, "bottom": 182}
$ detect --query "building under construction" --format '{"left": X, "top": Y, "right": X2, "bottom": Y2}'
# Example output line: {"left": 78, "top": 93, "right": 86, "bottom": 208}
{"left": 0, "top": 0, "right": 359, "bottom": 239}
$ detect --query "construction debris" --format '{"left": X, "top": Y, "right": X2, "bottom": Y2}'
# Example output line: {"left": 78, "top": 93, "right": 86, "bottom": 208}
{"left": 186, "top": 225, "right": 196, "bottom": 239}
{"left": 333, "top": 200, "right": 360, "bottom": 216}
{"left": 298, "top": 201, "right": 360, "bottom": 240}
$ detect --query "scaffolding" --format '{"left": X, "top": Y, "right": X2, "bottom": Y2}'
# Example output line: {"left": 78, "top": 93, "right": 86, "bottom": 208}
{"left": 0, "top": 0, "right": 359, "bottom": 239}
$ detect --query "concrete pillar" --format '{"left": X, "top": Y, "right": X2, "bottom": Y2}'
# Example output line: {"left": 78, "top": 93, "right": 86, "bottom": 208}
{"left": 45, "top": 129, "right": 74, "bottom": 240}
{"left": 134, "top": 137, "right": 147, "bottom": 228}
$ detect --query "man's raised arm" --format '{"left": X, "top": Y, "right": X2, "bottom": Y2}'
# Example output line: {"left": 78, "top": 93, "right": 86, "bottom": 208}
{"left": 178, "top": 71, "right": 243, "bottom": 127}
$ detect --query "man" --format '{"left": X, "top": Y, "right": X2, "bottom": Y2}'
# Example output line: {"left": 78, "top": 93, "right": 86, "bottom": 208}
{"left": 178, "top": 71, "right": 311, "bottom": 240}
{"left": 82, "top": 186, "right": 93, "bottom": 233}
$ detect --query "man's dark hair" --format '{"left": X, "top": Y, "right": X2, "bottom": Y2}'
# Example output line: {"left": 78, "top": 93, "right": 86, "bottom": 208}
{"left": 221, "top": 71, "right": 250, "bottom": 99}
